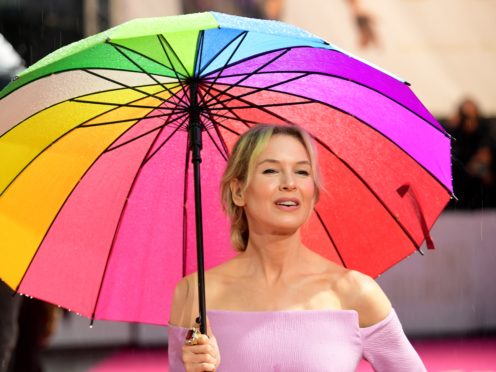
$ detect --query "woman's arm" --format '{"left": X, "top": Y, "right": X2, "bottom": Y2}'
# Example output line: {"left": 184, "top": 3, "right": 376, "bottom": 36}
{"left": 360, "top": 309, "right": 426, "bottom": 372}
{"left": 337, "top": 270, "right": 426, "bottom": 371}
{"left": 168, "top": 275, "right": 221, "bottom": 372}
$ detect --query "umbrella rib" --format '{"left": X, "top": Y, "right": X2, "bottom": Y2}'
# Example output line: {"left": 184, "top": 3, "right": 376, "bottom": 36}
{"left": 199, "top": 87, "right": 254, "bottom": 130}
{"left": 103, "top": 112, "right": 189, "bottom": 153}
{"left": 204, "top": 84, "right": 298, "bottom": 125}
{"left": 206, "top": 120, "right": 242, "bottom": 137}
{"left": 89, "top": 109, "right": 185, "bottom": 323}
{"left": 206, "top": 112, "right": 231, "bottom": 160}
{"left": 181, "top": 133, "right": 191, "bottom": 277}
{"left": 313, "top": 136, "right": 424, "bottom": 254}
{"left": 108, "top": 42, "right": 189, "bottom": 106}
{"left": 70, "top": 98, "right": 184, "bottom": 110}
{"left": 105, "top": 39, "right": 188, "bottom": 76}
{"left": 200, "top": 32, "right": 249, "bottom": 103}
{"left": 198, "top": 113, "right": 228, "bottom": 161}
{"left": 158, "top": 34, "right": 190, "bottom": 78}
{"left": 142, "top": 115, "right": 190, "bottom": 166}
{"left": 203, "top": 111, "right": 262, "bottom": 125}
{"left": 106, "top": 40, "right": 188, "bottom": 79}
{"left": 157, "top": 34, "right": 189, "bottom": 95}
{"left": 202, "top": 48, "right": 291, "bottom": 107}
{"left": 203, "top": 72, "right": 310, "bottom": 109}
{"left": 81, "top": 69, "right": 186, "bottom": 108}
{"left": 207, "top": 100, "right": 313, "bottom": 111}
{"left": 198, "top": 83, "right": 251, "bottom": 130}
{"left": 195, "top": 30, "right": 204, "bottom": 77}
{"left": 204, "top": 111, "right": 287, "bottom": 127}
{"left": 13, "top": 101, "right": 176, "bottom": 294}
{"left": 82, "top": 111, "right": 185, "bottom": 128}
{"left": 201, "top": 44, "right": 296, "bottom": 78}
{"left": 314, "top": 208, "right": 346, "bottom": 267}
{"left": 198, "top": 31, "right": 248, "bottom": 76}
{"left": 199, "top": 87, "right": 256, "bottom": 129}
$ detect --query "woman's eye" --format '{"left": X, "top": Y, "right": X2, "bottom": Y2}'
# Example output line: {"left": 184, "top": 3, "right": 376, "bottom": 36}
{"left": 262, "top": 169, "right": 277, "bottom": 174}
{"left": 296, "top": 170, "right": 310, "bottom": 176}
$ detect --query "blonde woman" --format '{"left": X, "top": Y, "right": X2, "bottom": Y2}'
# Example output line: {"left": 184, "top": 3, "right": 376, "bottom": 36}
{"left": 168, "top": 124, "right": 426, "bottom": 371}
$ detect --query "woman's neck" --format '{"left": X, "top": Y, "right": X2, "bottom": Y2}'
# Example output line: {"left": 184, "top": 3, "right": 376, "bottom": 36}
{"left": 239, "top": 231, "right": 307, "bottom": 285}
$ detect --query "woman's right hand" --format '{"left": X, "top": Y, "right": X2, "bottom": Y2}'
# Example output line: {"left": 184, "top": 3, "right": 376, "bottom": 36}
{"left": 182, "top": 324, "right": 221, "bottom": 371}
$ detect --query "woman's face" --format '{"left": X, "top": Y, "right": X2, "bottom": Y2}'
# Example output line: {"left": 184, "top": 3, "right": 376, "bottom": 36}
{"left": 233, "top": 134, "right": 316, "bottom": 236}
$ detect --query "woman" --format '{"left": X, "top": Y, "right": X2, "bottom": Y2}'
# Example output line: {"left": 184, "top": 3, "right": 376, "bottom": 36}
{"left": 168, "top": 124, "right": 426, "bottom": 371}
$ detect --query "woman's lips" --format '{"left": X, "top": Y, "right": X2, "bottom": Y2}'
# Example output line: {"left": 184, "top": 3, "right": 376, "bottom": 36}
{"left": 274, "top": 198, "right": 300, "bottom": 210}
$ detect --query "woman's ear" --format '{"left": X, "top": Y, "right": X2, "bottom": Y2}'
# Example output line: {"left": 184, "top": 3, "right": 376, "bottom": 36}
{"left": 230, "top": 179, "right": 245, "bottom": 207}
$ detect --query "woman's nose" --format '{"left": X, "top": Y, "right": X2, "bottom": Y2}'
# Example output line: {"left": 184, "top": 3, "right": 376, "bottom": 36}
{"left": 279, "top": 173, "right": 296, "bottom": 191}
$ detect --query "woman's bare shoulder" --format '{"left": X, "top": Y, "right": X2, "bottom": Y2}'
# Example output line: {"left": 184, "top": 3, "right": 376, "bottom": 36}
{"left": 168, "top": 260, "right": 239, "bottom": 327}
{"left": 332, "top": 268, "right": 392, "bottom": 327}
{"left": 169, "top": 273, "right": 199, "bottom": 328}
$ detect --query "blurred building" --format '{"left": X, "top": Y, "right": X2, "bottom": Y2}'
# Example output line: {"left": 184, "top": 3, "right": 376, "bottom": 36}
{"left": 0, "top": 0, "right": 84, "bottom": 65}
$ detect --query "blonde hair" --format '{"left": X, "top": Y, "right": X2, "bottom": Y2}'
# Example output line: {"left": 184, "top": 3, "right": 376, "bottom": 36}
{"left": 220, "top": 124, "right": 322, "bottom": 252}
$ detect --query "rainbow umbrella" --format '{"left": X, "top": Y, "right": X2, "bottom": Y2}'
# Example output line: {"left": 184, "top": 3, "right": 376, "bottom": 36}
{"left": 0, "top": 12, "right": 452, "bottom": 331}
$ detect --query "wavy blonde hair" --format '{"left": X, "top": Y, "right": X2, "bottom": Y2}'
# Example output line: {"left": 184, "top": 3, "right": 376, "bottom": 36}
{"left": 220, "top": 124, "right": 321, "bottom": 252}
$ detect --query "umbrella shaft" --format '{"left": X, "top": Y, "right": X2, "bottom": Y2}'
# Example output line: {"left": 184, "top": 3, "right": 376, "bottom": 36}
{"left": 189, "top": 79, "right": 207, "bottom": 335}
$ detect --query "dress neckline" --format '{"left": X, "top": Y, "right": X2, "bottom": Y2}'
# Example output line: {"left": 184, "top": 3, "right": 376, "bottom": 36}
{"left": 207, "top": 308, "right": 358, "bottom": 315}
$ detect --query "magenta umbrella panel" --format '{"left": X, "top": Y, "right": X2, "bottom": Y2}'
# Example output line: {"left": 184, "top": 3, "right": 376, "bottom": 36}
{"left": 0, "top": 12, "right": 452, "bottom": 326}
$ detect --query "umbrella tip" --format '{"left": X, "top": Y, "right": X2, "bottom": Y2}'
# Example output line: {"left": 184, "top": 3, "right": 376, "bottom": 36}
{"left": 404, "top": 81, "right": 411, "bottom": 86}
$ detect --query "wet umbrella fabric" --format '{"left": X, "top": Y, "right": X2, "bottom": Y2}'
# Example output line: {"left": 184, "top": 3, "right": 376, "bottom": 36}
{"left": 0, "top": 12, "right": 452, "bottom": 327}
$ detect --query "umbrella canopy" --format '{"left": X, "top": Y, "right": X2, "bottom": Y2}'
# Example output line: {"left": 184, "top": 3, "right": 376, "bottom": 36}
{"left": 0, "top": 12, "right": 452, "bottom": 326}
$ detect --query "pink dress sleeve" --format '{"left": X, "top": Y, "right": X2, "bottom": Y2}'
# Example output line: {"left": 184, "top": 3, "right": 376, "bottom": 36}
{"left": 360, "top": 309, "right": 426, "bottom": 372}
{"left": 167, "top": 324, "right": 188, "bottom": 372}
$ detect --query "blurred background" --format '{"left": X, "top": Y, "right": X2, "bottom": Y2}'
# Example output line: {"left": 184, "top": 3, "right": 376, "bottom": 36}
{"left": 0, "top": 0, "right": 495, "bottom": 371}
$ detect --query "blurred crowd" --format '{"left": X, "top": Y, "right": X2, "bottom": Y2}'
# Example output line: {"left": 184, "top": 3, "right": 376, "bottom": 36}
{"left": 441, "top": 99, "right": 496, "bottom": 209}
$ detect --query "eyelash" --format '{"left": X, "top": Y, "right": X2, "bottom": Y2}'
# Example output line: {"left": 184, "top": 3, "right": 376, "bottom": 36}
{"left": 262, "top": 169, "right": 310, "bottom": 176}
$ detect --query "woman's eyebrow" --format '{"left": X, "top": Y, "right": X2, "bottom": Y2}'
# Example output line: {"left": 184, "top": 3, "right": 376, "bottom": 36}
{"left": 256, "top": 159, "right": 311, "bottom": 166}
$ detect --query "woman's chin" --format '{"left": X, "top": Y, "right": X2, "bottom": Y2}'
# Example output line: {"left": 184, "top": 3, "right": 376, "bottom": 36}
{"left": 267, "top": 222, "right": 304, "bottom": 236}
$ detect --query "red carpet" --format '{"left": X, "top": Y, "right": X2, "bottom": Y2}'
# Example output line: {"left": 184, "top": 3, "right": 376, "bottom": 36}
{"left": 357, "top": 338, "right": 496, "bottom": 371}
{"left": 90, "top": 337, "right": 496, "bottom": 371}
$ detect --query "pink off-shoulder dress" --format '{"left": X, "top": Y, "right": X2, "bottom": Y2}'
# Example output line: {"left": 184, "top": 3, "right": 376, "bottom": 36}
{"left": 168, "top": 308, "right": 426, "bottom": 371}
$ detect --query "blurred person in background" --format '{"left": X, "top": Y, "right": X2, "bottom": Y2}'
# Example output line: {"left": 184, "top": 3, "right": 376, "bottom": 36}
{"left": 8, "top": 299, "right": 60, "bottom": 372}
{"left": 348, "top": 0, "right": 379, "bottom": 49}
{"left": 0, "top": 0, "right": 83, "bottom": 66}
{"left": 182, "top": 0, "right": 284, "bottom": 20}
{"left": 0, "top": 32, "right": 24, "bottom": 372}
{"left": 1, "top": 31, "right": 59, "bottom": 372}
{"left": 444, "top": 98, "right": 496, "bottom": 209}
{"left": 0, "top": 283, "right": 21, "bottom": 372}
